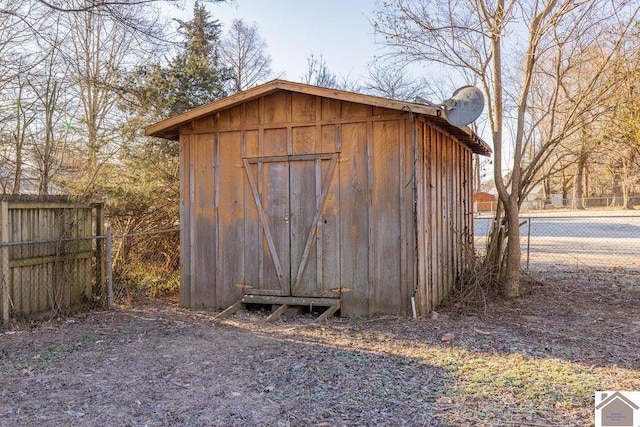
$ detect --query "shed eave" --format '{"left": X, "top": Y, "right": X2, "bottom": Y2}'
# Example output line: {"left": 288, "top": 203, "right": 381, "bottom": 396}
{"left": 144, "top": 80, "right": 285, "bottom": 140}
{"left": 144, "top": 78, "right": 492, "bottom": 156}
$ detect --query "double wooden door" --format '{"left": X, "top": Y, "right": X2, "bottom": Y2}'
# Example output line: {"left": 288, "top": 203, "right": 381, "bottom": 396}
{"left": 243, "top": 153, "right": 339, "bottom": 297}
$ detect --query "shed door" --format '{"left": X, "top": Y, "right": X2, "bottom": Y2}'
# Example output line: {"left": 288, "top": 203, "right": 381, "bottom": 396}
{"left": 243, "top": 153, "right": 338, "bottom": 297}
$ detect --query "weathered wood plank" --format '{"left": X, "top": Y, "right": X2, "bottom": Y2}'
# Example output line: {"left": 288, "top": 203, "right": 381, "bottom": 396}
{"left": 399, "top": 118, "right": 408, "bottom": 314}
{"left": 338, "top": 122, "right": 369, "bottom": 317}
{"left": 320, "top": 154, "right": 341, "bottom": 299}
{"left": 245, "top": 129, "right": 260, "bottom": 157}
{"left": 315, "top": 100, "right": 323, "bottom": 153}
{"left": 315, "top": 158, "right": 323, "bottom": 291}
{"left": 241, "top": 295, "right": 339, "bottom": 306}
{"left": 315, "top": 301, "right": 340, "bottom": 322}
{"left": 289, "top": 158, "right": 319, "bottom": 296}
{"left": 218, "top": 131, "right": 245, "bottom": 308}
{"left": 371, "top": 119, "right": 402, "bottom": 315}
{"left": 443, "top": 133, "right": 452, "bottom": 297}
{"left": 243, "top": 159, "right": 288, "bottom": 293}
{"left": 178, "top": 113, "right": 411, "bottom": 135}
{"left": 434, "top": 132, "right": 448, "bottom": 305}
{"left": 191, "top": 133, "right": 216, "bottom": 308}
{"left": 421, "top": 123, "right": 432, "bottom": 314}
{"left": 244, "top": 153, "right": 336, "bottom": 163}
{"left": 180, "top": 134, "right": 192, "bottom": 308}
{"left": 291, "top": 92, "right": 316, "bottom": 123}
{"left": 262, "top": 127, "right": 287, "bottom": 157}
{"left": 262, "top": 91, "right": 289, "bottom": 125}
{"left": 414, "top": 121, "right": 427, "bottom": 315}
{"left": 341, "top": 101, "right": 373, "bottom": 119}
{"left": 243, "top": 141, "right": 260, "bottom": 300}
{"left": 430, "top": 127, "right": 439, "bottom": 309}
{"left": 214, "top": 301, "right": 245, "bottom": 320}
{"left": 264, "top": 304, "right": 288, "bottom": 322}
{"left": 366, "top": 120, "right": 375, "bottom": 316}
{"left": 257, "top": 128, "right": 265, "bottom": 289}
{"left": 8, "top": 251, "right": 94, "bottom": 268}
{"left": 1, "top": 201, "right": 8, "bottom": 323}
{"left": 7, "top": 203, "right": 95, "bottom": 210}
{"left": 292, "top": 126, "right": 316, "bottom": 155}
{"left": 214, "top": 131, "right": 222, "bottom": 310}
{"left": 291, "top": 155, "right": 338, "bottom": 295}
{"left": 244, "top": 98, "right": 260, "bottom": 127}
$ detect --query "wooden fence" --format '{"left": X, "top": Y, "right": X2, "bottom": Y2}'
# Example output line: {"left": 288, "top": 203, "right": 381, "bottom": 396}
{"left": 0, "top": 195, "right": 105, "bottom": 323}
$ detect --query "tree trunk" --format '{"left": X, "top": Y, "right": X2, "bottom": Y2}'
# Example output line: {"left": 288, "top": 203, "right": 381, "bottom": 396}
{"left": 12, "top": 134, "right": 22, "bottom": 194}
{"left": 610, "top": 163, "right": 622, "bottom": 207}
{"left": 622, "top": 185, "right": 633, "bottom": 209}
{"left": 574, "top": 152, "right": 587, "bottom": 209}
{"left": 622, "top": 154, "right": 635, "bottom": 210}
{"left": 503, "top": 200, "right": 521, "bottom": 298}
{"left": 543, "top": 176, "right": 550, "bottom": 202}
{"left": 474, "top": 154, "right": 481, "bottom": 193}
{"left": 584, "top": 164, "right": 590, "bottom": 199}
{"left": 12, "top": 84, "right": 26, "bottom": 194}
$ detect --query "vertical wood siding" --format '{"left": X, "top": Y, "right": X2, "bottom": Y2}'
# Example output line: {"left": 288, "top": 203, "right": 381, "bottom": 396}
{"left": 414, "top": 119, "right": 474, "bottom": 314}
{"left": 0, "top": 199, "right": 101, "bottom": 322}
{"left": 179, "top": 91, "right": 474, "bottom": 316}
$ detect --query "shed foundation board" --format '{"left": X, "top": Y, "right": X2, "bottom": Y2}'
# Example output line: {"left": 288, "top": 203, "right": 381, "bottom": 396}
{"left": 215, "top": 296, "right": 341, "bottom": 322}
{"left": 240, "top": 295, "right": 339, "bottom": 307}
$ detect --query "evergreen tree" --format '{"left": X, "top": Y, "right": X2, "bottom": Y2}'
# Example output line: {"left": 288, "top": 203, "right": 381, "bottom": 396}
{"left": 168, "top": 1, "right": 230, "bottom": 115}
{"left": 130, "top": 1, "right": 231, "bottom": 118}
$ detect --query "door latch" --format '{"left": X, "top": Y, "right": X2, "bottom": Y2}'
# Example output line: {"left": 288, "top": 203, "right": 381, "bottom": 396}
{"left": 284, "top": 213, "right": 289, "bottom": 223}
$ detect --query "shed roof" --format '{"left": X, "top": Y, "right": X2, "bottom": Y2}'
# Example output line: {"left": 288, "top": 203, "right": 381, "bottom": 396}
{"left": 145, "top": 79, "right": 492, "bottom": 156}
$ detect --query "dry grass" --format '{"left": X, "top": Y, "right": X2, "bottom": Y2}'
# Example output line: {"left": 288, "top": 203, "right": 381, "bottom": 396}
{"left": 1, "top": 268, "right": 639, "bottom": 426}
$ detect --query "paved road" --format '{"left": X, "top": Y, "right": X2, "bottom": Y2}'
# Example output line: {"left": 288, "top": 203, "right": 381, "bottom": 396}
{"left": 474, "top": 212, "right": 640, "bottom": 269}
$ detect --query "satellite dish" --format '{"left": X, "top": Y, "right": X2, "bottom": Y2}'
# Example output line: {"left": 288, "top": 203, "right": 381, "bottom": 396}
{"left": 414, "top": 86, "right": 484, "bottom": 127}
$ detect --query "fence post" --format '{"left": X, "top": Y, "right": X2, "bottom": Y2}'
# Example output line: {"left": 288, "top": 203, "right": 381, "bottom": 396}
{"left": 106, "top": 226, "right": 113, "bottom": 309}
{"left": 527, "top": 217, "right": 531, "bottom": 270}
{"left": 94, "top": 203, "right": 105, "bottom": 299}
{"left": 1, "top": 201, "right": 8, "bottom": 324}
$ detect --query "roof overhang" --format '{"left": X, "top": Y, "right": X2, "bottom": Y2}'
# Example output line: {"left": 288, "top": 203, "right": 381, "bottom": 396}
{"left": 145, "top": 79, "right": 492, "bottom": 156}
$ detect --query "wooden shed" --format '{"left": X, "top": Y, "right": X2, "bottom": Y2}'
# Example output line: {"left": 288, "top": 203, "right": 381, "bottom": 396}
{"left": 146, "top": 79, "right": 491, "bottom": 317}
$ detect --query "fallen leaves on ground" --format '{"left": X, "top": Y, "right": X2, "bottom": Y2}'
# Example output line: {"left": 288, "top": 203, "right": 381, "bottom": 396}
{"left": 0, "top": 268, "right": 639, "bottom": 426}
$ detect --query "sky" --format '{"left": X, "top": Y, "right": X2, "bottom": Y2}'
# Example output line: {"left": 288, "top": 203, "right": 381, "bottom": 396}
{"left": 176, "top": 0, "right": 383, "bottom": 83}
{"left": 165, "top": 0, "right": 496, "bottom": 169}
{"left": 191, "top": 0, "right": 495, "bottom": 163}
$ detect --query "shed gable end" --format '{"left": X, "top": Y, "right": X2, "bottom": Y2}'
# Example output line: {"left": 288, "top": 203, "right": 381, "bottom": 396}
{"left": 185, "top": 91, "right": 404, "bottom": 135}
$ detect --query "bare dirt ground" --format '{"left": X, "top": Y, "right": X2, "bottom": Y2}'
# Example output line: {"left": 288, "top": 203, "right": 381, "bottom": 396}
{"left": 1, "top": 268, "right": 639, "bottom": 427}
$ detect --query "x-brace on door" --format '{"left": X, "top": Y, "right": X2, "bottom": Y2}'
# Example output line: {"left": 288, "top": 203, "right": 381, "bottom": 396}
{"left": 243, "top": 153, "right": 338, "bottom": 297}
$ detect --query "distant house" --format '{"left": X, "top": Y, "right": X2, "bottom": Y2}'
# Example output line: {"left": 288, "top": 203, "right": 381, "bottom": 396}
{"left": 473, "top": 192, "right": 497, "bottom": 212}
{"left": 146, "top": 79, "right": 491, "bottom": 317}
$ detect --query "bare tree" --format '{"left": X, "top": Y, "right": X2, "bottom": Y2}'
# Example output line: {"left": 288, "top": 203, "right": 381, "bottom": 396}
{"left": 599, "top": 49, "right": 640, "bottom": 209}
{"left": 302, "top": 53, "right": 338, "bottom": 88}
{"left": 59, "top": 0, "right": 164, "bottom": 172}
{"left": 220, "top": 19, "right": 272, "bottom": 92}
{"left": 0, "top": 1, "right": 43, "bottom": 193}
{"left": 375, "top": 0, "right": 640, "bottom": 297}
{"left": 362, "top": 64, "right": 430, "bottom": 101}
{"left": 29, "top": 20, "right": 75, "bottom": 195}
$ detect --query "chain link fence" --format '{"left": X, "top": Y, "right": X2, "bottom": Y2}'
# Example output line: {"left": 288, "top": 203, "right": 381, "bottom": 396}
{"left": 108, "top": 228, "right": 180, "bottom": 304}
{"left": 474, "top": 212, "right": 640, "bottom": 270}
{"left": 0, "top": 236, "right": 105, "bottom": 322}
{"left": 4, "top": 212, "right": 637, "bottom": 321}
{"left": 0, "top": 228, "right": 179, "bottom": 322}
